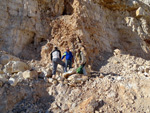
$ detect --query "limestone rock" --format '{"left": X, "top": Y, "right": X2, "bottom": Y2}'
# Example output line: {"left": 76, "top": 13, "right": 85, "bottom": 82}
{"left": 42, "top": 68, "right": 52, "bottom": 77}
{"left": 8, "top": 77, "right": 18, "bottom": 86}
{"left": 3, "top": 61, "right": 30, "bottom": 74}
{"left": 63, "top": 68, "right": 77, "bottom": 78}
{"left": 0, "top": 53, "right": 20, "bottom": 65}
{"left": 68, "top": 74, "right": 81, "bottom": 81}
{"left": 22, "top": 70, "right": 38, "bottom": 80}
{"left": 136, "top": 7, "right": 145, "bottom": 17}
{"left": 113, "top": 49, "right": 122, "bottom": 56}
{"left": 8, "top": 72, "right": 24, "bottom": 86}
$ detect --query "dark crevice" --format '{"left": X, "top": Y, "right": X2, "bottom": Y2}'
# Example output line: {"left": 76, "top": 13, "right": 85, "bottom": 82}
{"left": 144, "top": 39, "right": 150, "bottom": 45}
{"left": 62, "top": 0, "right": 74, "bottom": 15}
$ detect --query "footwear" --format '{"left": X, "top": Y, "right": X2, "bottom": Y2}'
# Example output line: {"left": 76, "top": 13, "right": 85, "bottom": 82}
{"left": 52, "top": 75, "right": 56, "bottom": 79}
{"left": 44, "top": 77, "right": 48, "bottom": 82}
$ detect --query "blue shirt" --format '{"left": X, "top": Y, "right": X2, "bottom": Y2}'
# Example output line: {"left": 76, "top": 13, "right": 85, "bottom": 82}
{"left": 61, "top": 51, "right": 73, "bottom": 60}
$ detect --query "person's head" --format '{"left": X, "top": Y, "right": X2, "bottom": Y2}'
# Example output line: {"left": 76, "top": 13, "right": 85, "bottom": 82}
{"left": 66, "top": 47, "right": 69, "bottom": 52}
{"left": 54, "top": 46, "right": 58, "bottom": 50}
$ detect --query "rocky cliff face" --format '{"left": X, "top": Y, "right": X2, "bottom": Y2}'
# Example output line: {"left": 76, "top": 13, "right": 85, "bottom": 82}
{"left": 1, "top": 0, "right": 150, "bottom": 113}
{"left": 1, "top": 0, "right": 150, "bottom": 63}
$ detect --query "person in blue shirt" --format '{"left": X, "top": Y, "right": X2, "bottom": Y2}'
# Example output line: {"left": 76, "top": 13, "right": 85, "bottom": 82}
{"left": 61, "top": 47, "right": 74, "bottom": 71}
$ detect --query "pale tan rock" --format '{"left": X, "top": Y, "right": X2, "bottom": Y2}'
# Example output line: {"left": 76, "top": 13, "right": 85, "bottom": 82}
{"left": 63, "top": 68, "right": 77, "bottom": 78}
{"left": 68, "top": 74, "right": 81, "bottom": 81}
{"left": 136, "top": 7, "right": 145, "bottom": 17}
{"left": 22, "top": 70, "right": 38, "bottom": 80}
{"left": 113, "top": 49, "right": 121, "bottom": 56}
{"left": 8, "top": 72, "right": 24, "bottom": 86}
{"left": 12, "top": 61, "right": 30, "bottom": 73}
{"left": 82, "top": 75, "right": 88, "bottom": 81}
{"left": 0, "top": 54, "right": 20, "bottom": 65}
{"left": 3, "top": 61, "right": 30, "bottom": 74}
{"left": 42, "top": 68, "right": 52, "bottom": 77}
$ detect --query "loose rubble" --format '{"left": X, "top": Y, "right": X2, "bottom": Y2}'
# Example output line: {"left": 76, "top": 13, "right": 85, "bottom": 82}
{"left": 0, "top": 52, "right": 150, "bottom": 113}
{"left": 0, "top": 0, "right": 150, "bottom": 113}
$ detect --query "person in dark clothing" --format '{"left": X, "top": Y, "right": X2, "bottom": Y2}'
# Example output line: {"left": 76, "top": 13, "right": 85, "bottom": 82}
{"left": 61, "top": 47, "right": 74, "bottom": 72}
{"left": 51, "top": 47, "right": 66, "bottom": 76}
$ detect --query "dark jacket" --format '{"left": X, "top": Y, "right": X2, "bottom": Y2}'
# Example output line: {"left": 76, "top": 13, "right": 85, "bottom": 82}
{"left": 50, "top": 49, "right": 61, "bottom": 61}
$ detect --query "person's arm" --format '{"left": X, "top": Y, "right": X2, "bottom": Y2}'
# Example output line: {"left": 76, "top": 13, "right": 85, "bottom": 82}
{"left": 61, "top": 52, "right": 66, "bottom": 60}
{"left": 81, "top": 52, "right": 86, "bottom": 64}
{"left": 58, "top": 50, "right": 61, "bottom": 58}
{"left": 50, "top": 52, "right": 53, "bottom": 61}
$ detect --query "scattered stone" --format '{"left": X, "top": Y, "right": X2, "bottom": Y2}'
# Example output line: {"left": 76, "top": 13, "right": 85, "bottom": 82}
{"left": 42, "top": 68, "right": 52, "bottom": 77}
{"left": 63, "top": 68, "right": 77, "bottom": 78}
{"left": 8, "top": 77, "right": 18, "bottom": 86}
{"left": 99, "top": 74, "right": 104, "bottom": 78}
{"left": 22, "top": 70, "right": 38, "bottom": 80}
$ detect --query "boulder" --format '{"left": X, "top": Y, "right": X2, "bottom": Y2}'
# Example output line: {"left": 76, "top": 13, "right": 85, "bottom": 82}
{"left": 42, "top": 68, "right": 52, "bottom": 77}
{"left": 8, "top": 77, "right": 18, "bottom": 86}
{"left": 68, "top": 74, "right": 81, "bottom": 81}
{"left": 22, "top": 70, "right": 38, "bottom": 80}
{"left": 3, "top": 61, "right": 30, "bottom": 74}
{"left": 63, "top": 68, "right": 77, "bottom": 78}
{"left": 0, "top": 54, "right": 20, "bottom": 65}
{"left": 12, "top": 61, "right": 30, "bottom": 73}
{"left": 136, "top": 7, "right": 150, "bottom": 18}
{"left": 8, "top": 72, "right": 24, "bottom": 86}
{"left": 68, "top": 74, "right": 88, "bottom": 84}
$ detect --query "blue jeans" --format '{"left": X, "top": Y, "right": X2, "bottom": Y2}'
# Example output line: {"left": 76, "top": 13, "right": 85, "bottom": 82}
{"left": 65, "top": 60, "right": 72, "bottom": 72}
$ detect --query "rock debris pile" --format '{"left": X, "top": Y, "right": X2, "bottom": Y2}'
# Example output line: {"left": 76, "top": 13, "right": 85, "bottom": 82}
{"left": 0, "top": 0, "right": 150, "bottom": 113}
{"left": 0, "top": 51, "right": 150, "bottom": 113}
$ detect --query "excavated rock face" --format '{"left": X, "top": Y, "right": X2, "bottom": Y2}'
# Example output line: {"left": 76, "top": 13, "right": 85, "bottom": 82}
{"left": 41, "top": 0, "right": 150, "bottom": 69}
{"left": 0, "top": 0, "right": 150, "bottom": 65}
{"left": 1, "top": 0, "right": 150, "bottom": 113}
{"left": 0, "top": 0, "right": 64, "bottom": 59}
